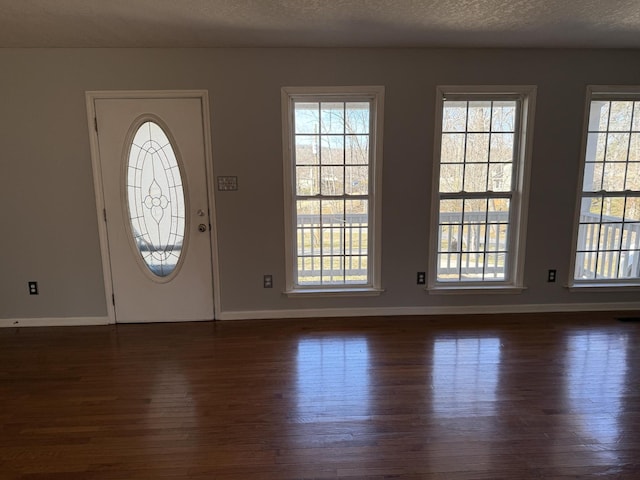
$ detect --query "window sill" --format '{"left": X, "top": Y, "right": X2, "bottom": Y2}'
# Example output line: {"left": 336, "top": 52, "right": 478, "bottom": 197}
{"left": 427, "top": 285, "right": 526, "bottom": 295}
{"left": 284, "top": 287, "right": 384, "bottom": 298}
{"left": 567, "top": 283, "right": 640, "bottom": 292}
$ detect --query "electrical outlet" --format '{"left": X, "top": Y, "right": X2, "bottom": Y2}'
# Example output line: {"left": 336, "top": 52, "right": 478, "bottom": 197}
{"left": 28, "top": 281, "right": 39, "bottom": 295}
{"left": 417, "top": 272, "right": 426, "bottom": 285}
{"left": 548, "top": 269, "right": 557, "bottom": 283}
{"left": 263, "top": 274, "right": 273, "bottom": 288}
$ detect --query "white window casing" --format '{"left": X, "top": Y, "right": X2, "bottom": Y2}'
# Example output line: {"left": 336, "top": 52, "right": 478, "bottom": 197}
{"left": 428, "top": 85, "right": 537, "bottom": 293}
{"left": 281, "top": 86, "right": 384, "bottom": 296}
{"left": 570, "top": 86, "right": 640, "bottom": 289}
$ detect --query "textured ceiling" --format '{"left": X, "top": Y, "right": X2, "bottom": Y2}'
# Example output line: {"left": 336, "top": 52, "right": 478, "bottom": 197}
{"left": 1, "top": 0, "right": 639, "bottom": 48}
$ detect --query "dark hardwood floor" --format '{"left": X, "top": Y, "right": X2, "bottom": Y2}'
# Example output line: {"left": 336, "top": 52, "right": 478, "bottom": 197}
{"left": 1, "top": 312, "right": 639, "bottom": 479}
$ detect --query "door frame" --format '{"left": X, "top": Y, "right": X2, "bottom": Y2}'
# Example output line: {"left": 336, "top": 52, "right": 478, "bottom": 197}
{"left": 85, "top": 90, "right": 221, "bottom": 324}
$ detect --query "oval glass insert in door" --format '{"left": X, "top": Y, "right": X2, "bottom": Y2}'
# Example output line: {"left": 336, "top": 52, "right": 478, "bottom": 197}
{"left": 126, "top": 120, "right": 186, "bottom": 278}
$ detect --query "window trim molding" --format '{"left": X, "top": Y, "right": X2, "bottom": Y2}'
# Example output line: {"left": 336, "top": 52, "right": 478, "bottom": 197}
{"left": 428, "top": 85, "right": 537, "bottom": 292}
{"left": 568, "top": 85, "right": 640, "bottom": 288}
{"left": 281, "top": 86, "right": 385, "bottom": 295}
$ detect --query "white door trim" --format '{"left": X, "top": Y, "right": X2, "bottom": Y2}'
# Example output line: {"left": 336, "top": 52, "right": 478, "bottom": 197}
{"left": 85, "top": 90, "right": 221, "bottom": 323}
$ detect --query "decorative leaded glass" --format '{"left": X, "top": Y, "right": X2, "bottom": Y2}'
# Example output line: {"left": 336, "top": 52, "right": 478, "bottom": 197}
{"left": 127, "top": 121, "right": 185, "bottom": 278}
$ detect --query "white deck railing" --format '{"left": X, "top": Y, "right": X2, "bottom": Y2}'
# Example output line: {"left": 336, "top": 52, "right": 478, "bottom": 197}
{"left": 296, "top": 211, "right": 640, "bottom": 281}
{"left": 575, "top": 213, "right": 640, "bottom": 279}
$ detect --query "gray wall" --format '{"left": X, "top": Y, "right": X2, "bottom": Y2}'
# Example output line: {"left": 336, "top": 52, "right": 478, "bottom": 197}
{"left": 1, "top": 48, "right": 639, "bottom": 320}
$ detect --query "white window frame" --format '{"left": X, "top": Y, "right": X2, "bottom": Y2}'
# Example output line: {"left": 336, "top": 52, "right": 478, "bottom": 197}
{"left": 428, "top": 85, "right": 536, "bottom": 293}
{"left": 569, "top": 85, "right": 640, "bottom": 290}
{"left": 281, "top": 86, "right": 384, "bottom": 296}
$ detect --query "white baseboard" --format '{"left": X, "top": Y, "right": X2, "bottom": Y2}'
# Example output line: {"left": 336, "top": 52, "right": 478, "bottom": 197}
{"left": 217, "top": 302, "right": 640, "bottom": 321}
{"left": 0, "top": 316, "right": 111, "bottom": 328}
{"left": 4, "top": 302, "right": 639, "bottom": 326}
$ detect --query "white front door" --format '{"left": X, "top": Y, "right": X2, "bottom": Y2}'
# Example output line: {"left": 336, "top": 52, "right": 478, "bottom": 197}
{"left": 91, "top": 94, "right": 215, "bottom": 323}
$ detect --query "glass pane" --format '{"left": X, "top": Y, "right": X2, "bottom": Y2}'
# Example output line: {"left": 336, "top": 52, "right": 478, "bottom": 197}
{"left": 297, "top": 199, "right": 320, "bottom": 217}
{"left": 345, "top": 135, "right": 369, "bottom": 164}
{"left": 626, "top": 162, "right": 640, "bottom": 190}
{"left": 633, "top": 102, "right": 640, "bottom": 131}
{"left": 609, "top": 101, "right": 634, "bottom": 131}
{"left": 437, "top": 253, "right": 460, "bottom": 281}
{"left": 484, "top": 253, "right": 506, "bottom": 280}
{"left": 345, "top": 225, "right": 368, "bottom": 256}
{"left": 488, "top": 198, "right": 510, "bottom": 223}
{"left": 295, "top": 102, "right": 319, "bottom": 134}
{"left": 460, "top": 229, "right": 484, "bottom": 255}
{"left": 463, "top": 163, "right": 489, "bottom": 192}
{"left": 460, "top": 253, "right": 484, "bottom": 280}
{"left": 322, "top": 227, "right": 344, "bottom": 255}
{"left": 441, "top": 133, "right": 465, "bottom": 163}
{"left": 619, "top": 250, "right": 639, "bottom": 278}
{"left": 596, "top": 250, "right": 620, "bottom": 279}
{"left": 345, "top": 166, "right": 369, "bottom": 195}
{"left": 605, "top": 133, "right": 630, "bottom": 162}
{"left": 602, "top": 197, "right": 626, "bottom": 219}
{"left": 621, "top": 225, "right": 639, "bottom": 249}
{"left": 466, "top": 133, "right": 490, "bottom": 163}
{"left": 127, "top": 121, "right": 185, "bottom": 278}
{"left": 491, "top": 101, "right": 516, "bottom": 132}
{"left": 320, "top": 102, "right": 344, "bottom": 134}
{"left": 320, "top": 135, "right": 344, "bottom": 165}
{"left": 345, "top": 198, "right": 368, "bottom": 217}
{"left": 488, "top": 163, "right": 512, "bottom": 192}
{"left": 486, "top": 224, "right": 508, "bottom": 252}
{"left": 439, "top": 164, "right": 463, "bottom": 193}
{"left": 588, "top": 101, "right": 610, "bottom": 132}
{"left": 489, "top": 133, "right": 514, "bottom": 163}
{"left": 577, "top": 223, "right": 600, "bottom": 252}
{"left": 599, "top": 224, "right": 622, "bottom": 252}
{"left": 322, "top": 256, "right": 345, "bottom": 284}
{"left": 296, "top": 166, "right": 319, "bottom": 195}
{"left": 629, "top": 133, "right": 640, "bottom": 162}
{"left": 463, "top": 198, "right": 488, "bottom": 223}
{"left": 295, "top": 135, "right": 319, "bottom": 165}
{"left": 602, "top": 162, "right": 626, "bottom": 191}
{"left": 345, "top": 199, "right": 368, "bottom": 257}
{"left": 624, "top": 198, "right": 640, "bottom": 222}
{"left": 345, "top": 102, "right": 370, "bottom": 134}
{"left": 298, "top": 256, "right": 321, "bottom": 285}
{"left": 442, "top": 101, "right": 467, "bottom": 132}
{"left": 440, "top": 199, "right": 463, "bottom": 224}
{"left": 580, "top": 196, "right": 602, "bottom": 218}
{"left": 320, "top": 166, "right": 344, "bottom": 195}
{"left": 439, "top": 224, "right": 461, "bottom": 252}
{"left": 583, "top": 162, "right": 604, "bottom": 192}
{"left": 574, "top": 251, "right": 596, "bottom": 280}
{"left": 467, "top": 101, "right": 491, "bottom": 132}
{"left": 321, "top": 199, "right": 344, "bottom": 224}
{"left": 461, "top": 224, "right": 486, "bottom": 252}
{"left": 345, "top": 255, "right": 367, "bottom": 284}
{"left": 297, "top": 227, "right": 320, "bottom": 257}
{"left": 292, "top": 98, "right": 373, "bottom": 288}
{"left": 585, "top": 133, "right": 606, "bottom": 163}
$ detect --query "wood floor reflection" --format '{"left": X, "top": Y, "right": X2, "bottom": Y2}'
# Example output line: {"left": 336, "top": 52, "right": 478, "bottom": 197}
{"left": 1, "top": 312, "right": 639, "bottom": 478}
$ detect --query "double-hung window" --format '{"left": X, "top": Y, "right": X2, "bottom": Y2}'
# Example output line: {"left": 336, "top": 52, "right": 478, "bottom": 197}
{"left": 429, "top": 86, "right": 536, "bottom": 290}
{"left": 571, "top": 87, "right": 640, "bottom": 286}
{"left": 281, "top": 87, "right": 384, "bottom": 295}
